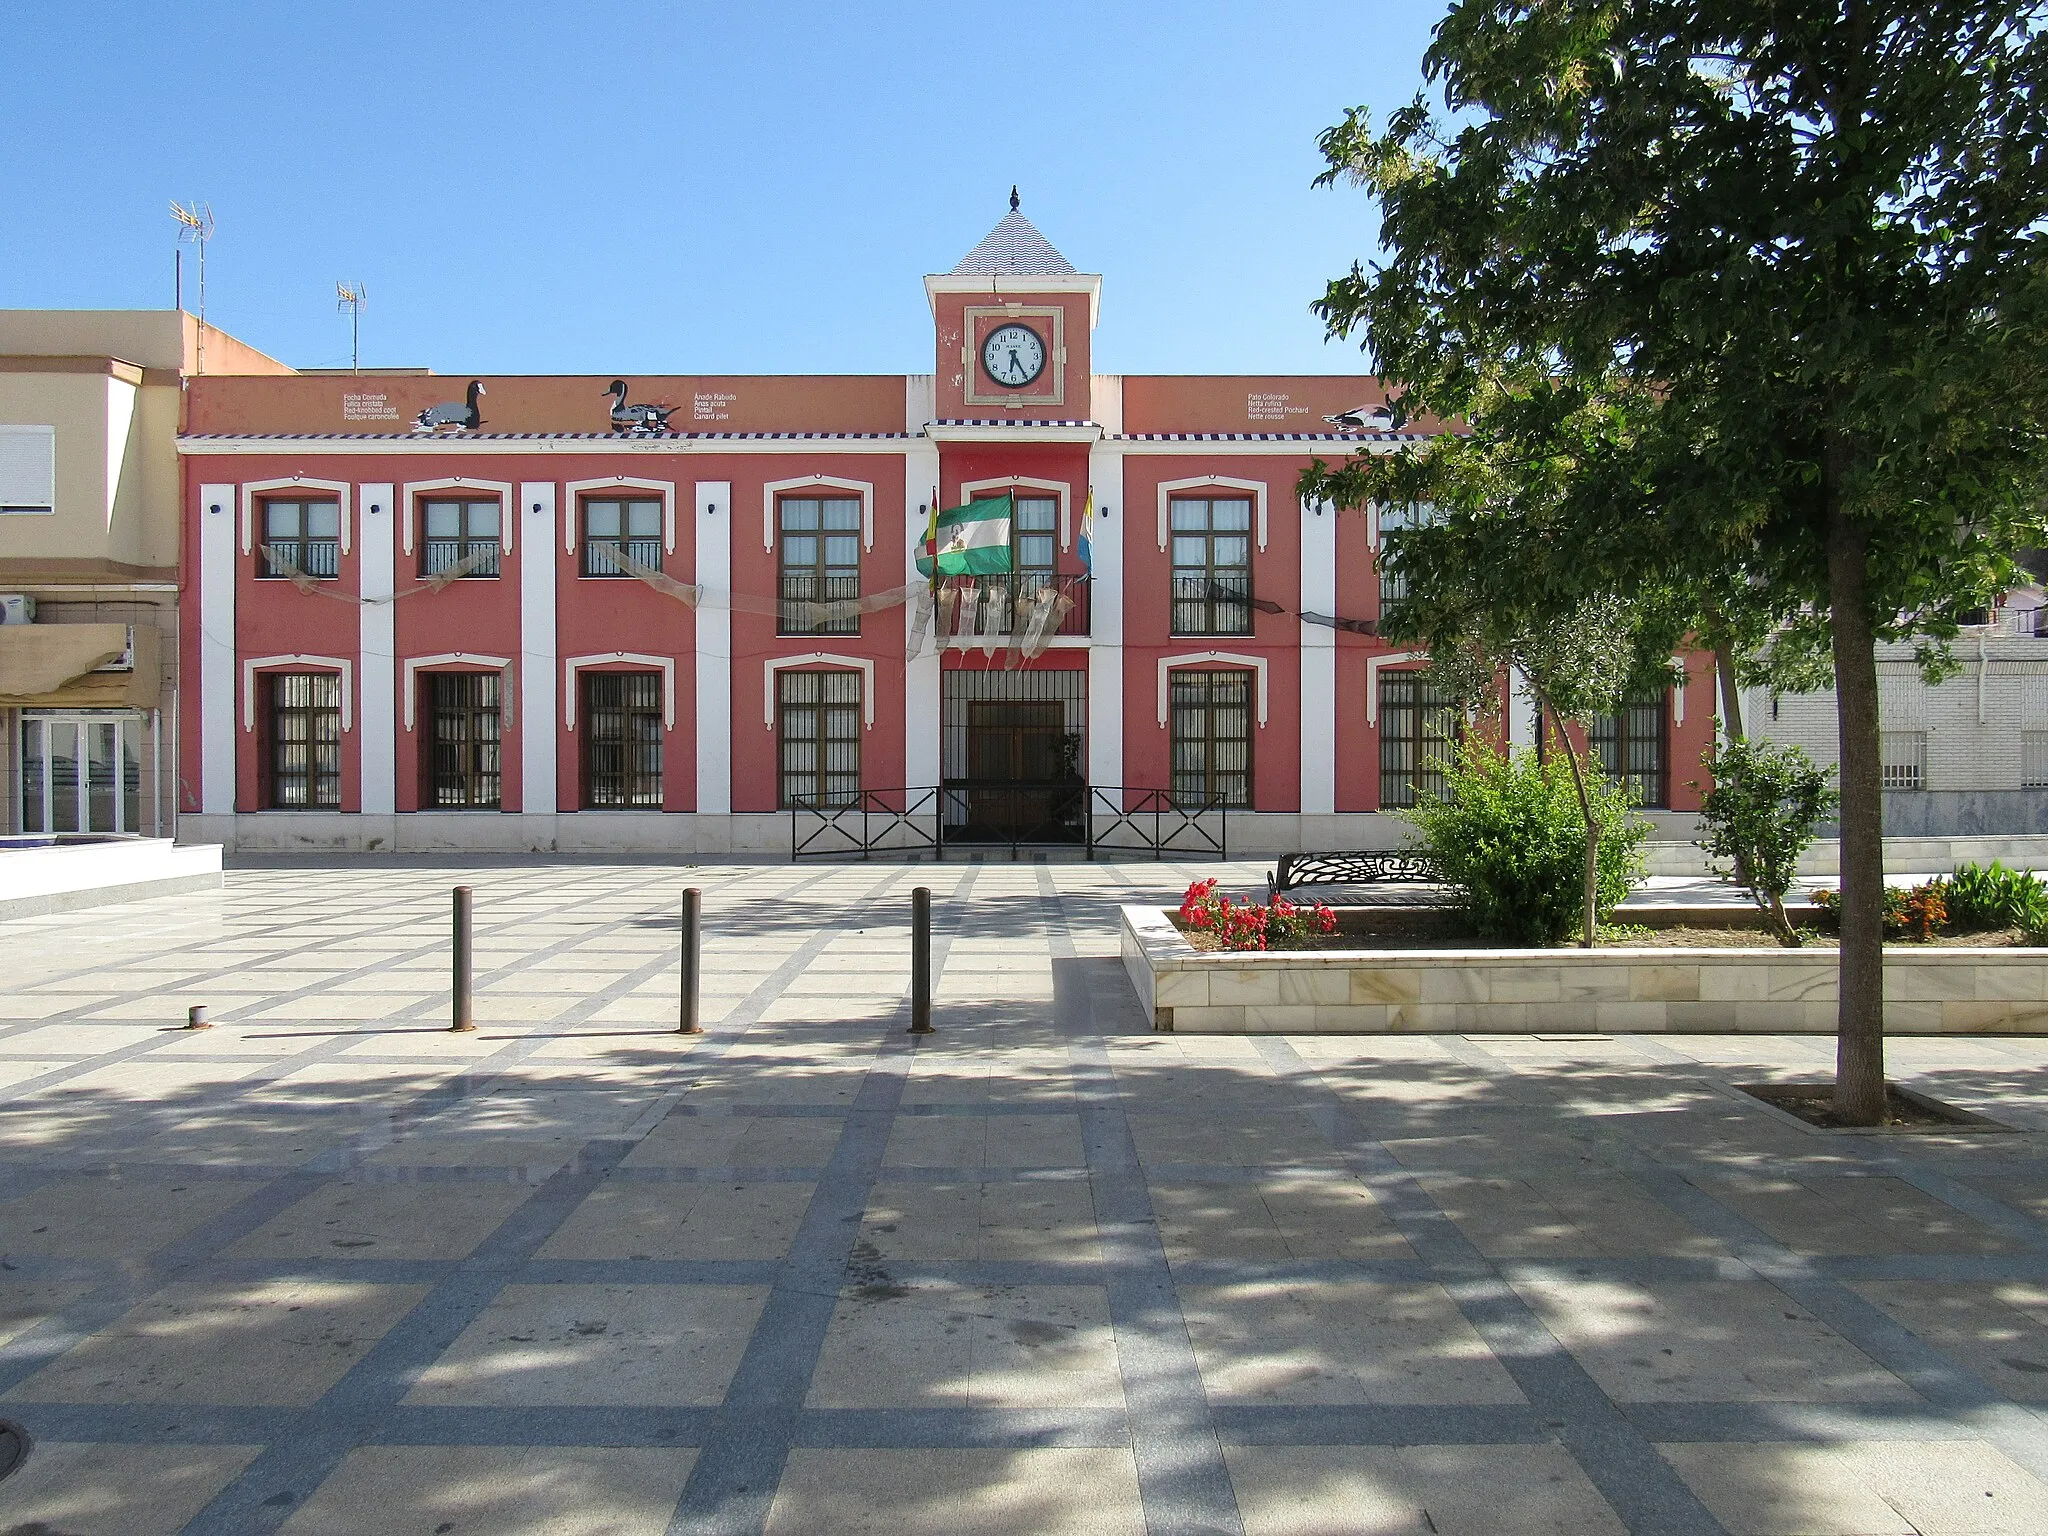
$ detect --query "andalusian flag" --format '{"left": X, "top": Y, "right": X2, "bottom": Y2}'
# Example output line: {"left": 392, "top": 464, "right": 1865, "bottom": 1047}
{"left": 923, "top": 492, "right": 1014, "bottom": 577}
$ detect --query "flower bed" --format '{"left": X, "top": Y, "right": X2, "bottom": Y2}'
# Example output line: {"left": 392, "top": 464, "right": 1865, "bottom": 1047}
{"left": 1122, "top": 904, "right": 2048, "bottom": 1035}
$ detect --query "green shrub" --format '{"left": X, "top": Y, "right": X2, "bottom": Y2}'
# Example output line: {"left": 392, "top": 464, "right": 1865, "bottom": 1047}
{"left": 1811, "top": 879, "right": 1952, "bottom": 940}
{"left": 1694, "top": 740, "right": 1837, "bottom": 946}
{"left": 1944, "top": 861, "right": 2048, "bottom": 934}
{"left": 1400, "top": 739, "right": 1647, "bottom": 946}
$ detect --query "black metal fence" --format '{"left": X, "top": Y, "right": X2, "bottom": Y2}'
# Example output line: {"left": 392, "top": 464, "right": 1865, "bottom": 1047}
{"left": 790, "top": 784, "right": 1227, "bottom": 861}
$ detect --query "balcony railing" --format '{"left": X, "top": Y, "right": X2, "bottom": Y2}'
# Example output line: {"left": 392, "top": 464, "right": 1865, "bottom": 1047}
{"left": 259, "top": 541, "right": 339, "bottom": 579}
{"left": 1170, "top": 575, "right": 1251, "bottom": 637}
{"left": 779, "top": 572, "right": 862, "bottom": 635}
{"left": 424, "top": 539, "right": 500, "bottom": 578}
{"left": 942, "top": 572, "right": 1090, "bottom": 640}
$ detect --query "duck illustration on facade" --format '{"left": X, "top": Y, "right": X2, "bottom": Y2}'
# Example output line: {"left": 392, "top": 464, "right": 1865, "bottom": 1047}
{"left": 413, "top": 380, "right": 486, "bottom": 433}
{"left": 1323, "top": 401, "right": 1397, "bottom": 431}
{"left": 604, "top": 379, "right": 676, "bottom": 435}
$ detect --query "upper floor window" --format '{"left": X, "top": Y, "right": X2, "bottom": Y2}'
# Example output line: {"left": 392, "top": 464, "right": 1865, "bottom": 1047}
{"left": 779, "top": 496, "right": 860, "bottom": 636}
{"left": 1376, "top": 503, "right": 1438, "bottom": 607}
{"left": 266, "top": 672, "right": 342, "bottom": 808}
{"left": 1015, "top": 496, "right": 1057, "bottom": 591}
{"left": 1170, "top": 497, "right": 1253, "bottom": 636}
{"left": 582, "top": 497, "right": 663, "bottom": 577}
{"left": 259, "top": 499, "right": 340, "bottom": 579}
{"left": 421, "top": 499, "right": 501, "bottom": 578}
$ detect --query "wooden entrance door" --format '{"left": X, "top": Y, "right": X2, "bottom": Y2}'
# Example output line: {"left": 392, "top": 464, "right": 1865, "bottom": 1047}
{"left": 965, "top": 700, "right": 1072, "bottom": 838}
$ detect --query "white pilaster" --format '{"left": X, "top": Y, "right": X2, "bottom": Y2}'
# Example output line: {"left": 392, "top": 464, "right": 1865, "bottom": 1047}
{"left": 199, "top": 483, "right": 236, "bottom": 814}
{"left": 358, "top": 483, "right": 396, "bottom": 815}
{"left": 1086, "top": 441, "right": 1124, "bottom": 788}
{"left": 904, "top": 443, "right": 942, "bottom": 790}
{"left": 695, "top": 481, "right": 732, "bottom": 813}
{"left": 1299, "top": 497, "right": 1337, "bottom": 814}
{"left": 520, "top": 482, "right": 557, "bottom": 813}
{"left": 1508, "top": 665, "right": 1537, "bottom": 748}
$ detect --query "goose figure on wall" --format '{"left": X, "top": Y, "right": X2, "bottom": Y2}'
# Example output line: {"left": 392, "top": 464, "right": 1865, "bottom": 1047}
{"left": 1324, "top": 402, "right": 1397, "bottom": 431}
{"left": 605, "top": 379, "right": 675, "bottom": 436}
{"left": 414, "top": 380, "right": 486, "bottom": 434}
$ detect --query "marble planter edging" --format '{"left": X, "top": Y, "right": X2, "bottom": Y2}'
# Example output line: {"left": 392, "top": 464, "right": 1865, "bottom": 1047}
{"left": 1119, "top": 904, "right": 2048, "bottom": 1035}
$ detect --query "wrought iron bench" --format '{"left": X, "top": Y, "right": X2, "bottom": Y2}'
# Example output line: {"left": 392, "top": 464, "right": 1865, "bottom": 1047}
{"left": 1268, "top": 850, "right": 1438, "bottom": 902}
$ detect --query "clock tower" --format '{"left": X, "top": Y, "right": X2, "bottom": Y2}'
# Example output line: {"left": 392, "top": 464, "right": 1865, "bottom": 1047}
{"left": 925, "top": 191, "right": 1101, "bottom": 422}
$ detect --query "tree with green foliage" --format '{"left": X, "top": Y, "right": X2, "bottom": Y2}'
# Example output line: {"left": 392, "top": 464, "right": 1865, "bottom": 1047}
{"left": 1303, "top": 0, "right": 2048, "bottom": 1123}
{"left": 1695, "top": 740, "right": 1840, "bottom": 944}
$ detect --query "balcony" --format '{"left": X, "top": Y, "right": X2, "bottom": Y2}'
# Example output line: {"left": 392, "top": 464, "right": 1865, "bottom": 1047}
{"left": 941, "top": 572, "right": 1090, "bottom": 641}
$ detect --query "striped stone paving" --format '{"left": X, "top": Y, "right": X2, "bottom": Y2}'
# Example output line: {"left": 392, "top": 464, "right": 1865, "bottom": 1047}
{"left": 0, "top": 858, "right": 2047, "bottom": 1532}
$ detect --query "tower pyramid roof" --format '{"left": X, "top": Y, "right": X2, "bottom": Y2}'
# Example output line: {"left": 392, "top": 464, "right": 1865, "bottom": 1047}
{"left": 948, "top": 201, "right": 1078, "bottom": 277}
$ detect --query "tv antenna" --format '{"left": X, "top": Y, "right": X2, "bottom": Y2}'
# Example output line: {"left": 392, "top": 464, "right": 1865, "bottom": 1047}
{"left": 336, "top": 281, "right": 367, "bottom": 373}
{"left": 170, "top": 200, "right": 215, "bottom": 374}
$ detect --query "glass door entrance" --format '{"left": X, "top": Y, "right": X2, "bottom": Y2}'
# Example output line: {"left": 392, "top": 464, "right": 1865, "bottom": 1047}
{"left": 19, "top": 712, "right": 143, "bottom": 835}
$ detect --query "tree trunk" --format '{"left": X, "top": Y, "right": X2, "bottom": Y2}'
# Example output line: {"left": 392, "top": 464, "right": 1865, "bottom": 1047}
{"left": 1537, "top": 687, "right": 1602, "bottom": 947}
{"left": 1827, "top": 508, "right": 1887, "bottom": 1125}
{"left": 1714, "top": 642, "right": 1745, "bottom": 742}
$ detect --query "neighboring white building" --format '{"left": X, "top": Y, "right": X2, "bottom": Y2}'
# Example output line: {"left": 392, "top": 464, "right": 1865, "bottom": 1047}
{"left": 1749, "top": 592, "right": 2048, "bottom": 837}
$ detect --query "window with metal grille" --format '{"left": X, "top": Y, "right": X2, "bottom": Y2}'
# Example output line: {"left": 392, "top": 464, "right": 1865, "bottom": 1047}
{"left": 1378, "top": 671, "right": 1460, "bottom": 808}
{"left": 779, "top": 497, "right": 861, "bottom": 635}
{"left": 2025, "top": 731, "right": 2048, "bottom": 789}
{"left": 1170, "top": 668, "right": 1252, "bottom": 809}
{"left": 583, "top": 671, "right": 664, "bottom": 807}
{"left": 582, "top": 497, "right": 663, "bottom": 577}
{"left": 420, "top": 499, "right": 501, "bottom": 577}
{"left": 1590, "top": 693, "right": 1669, "bottom": 807}
{"left": 1881, "top": 730, "right": 1926, "bottom": 790}
{"left": 266, "top": 672, "right": 342, "bottom": 808}
{"left": 258, "top": 499, "right": 340, "bottom": 580}
{"left": 1170, "top": 498, "right": 1253, "bottom": 636}
{"left": 1015, "top": 495, "right": 1057, "bottom": 593}
{"left": 425, "top": 672, "right": 501, "bottom": 808}
{"left": 779, "top": 669, "right": 861, "bottom": 808}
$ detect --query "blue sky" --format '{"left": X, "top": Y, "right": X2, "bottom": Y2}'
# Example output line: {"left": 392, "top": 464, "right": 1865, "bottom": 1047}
{"left": 3, "top": 3, "right": 1447, "bottom": 376}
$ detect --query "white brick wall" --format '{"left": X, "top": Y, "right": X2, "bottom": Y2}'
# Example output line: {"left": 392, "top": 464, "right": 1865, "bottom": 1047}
{"left": 1746, "top": 634, "right": 2048, "bottom": 792}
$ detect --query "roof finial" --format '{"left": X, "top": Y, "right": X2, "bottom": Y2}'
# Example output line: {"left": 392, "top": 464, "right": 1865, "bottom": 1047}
{"left": 1009, "top": 185, "right": 1020, "bottom": 213}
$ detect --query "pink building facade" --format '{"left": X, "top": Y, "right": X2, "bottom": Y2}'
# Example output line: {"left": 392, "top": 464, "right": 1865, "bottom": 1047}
{"left": 175, "top": 209, "right": 1713, "bottom": 854}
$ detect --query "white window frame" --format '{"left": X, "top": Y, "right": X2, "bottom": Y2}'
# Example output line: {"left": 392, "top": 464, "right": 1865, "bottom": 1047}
{"left": 1156, "top": 651, "right": 1269, "bottom": 728}
{"left": 402, "top": 653, "right": 515, "bottom": 731}
{"left": 1365, "top": 652, "right": 1427, "bottom": 724}
{"left": 240, "top": 476, "right": 355, "bottom": 558}
{"left": 402, "top": 477, "right": 514, "bottom": 557}
{"left": 763, "top": 475, "right": 874, "bottom": 554}
{"left": 1156, "top": 474, "right": 1268, "bottom": 553}
{"left": 961, "top": 475, "right": 1073, "bottom": 551}
{"left": 563, "top": 477, "right": 677, "bottom": 556}
{"left": 763, "top": 654, "right": 875, "bottom": 730}
{"left": 242, "top": 655, "right": 355, "bottom": 733}
{"left": 563, "top": 652, "right": 678, "bottom": 731}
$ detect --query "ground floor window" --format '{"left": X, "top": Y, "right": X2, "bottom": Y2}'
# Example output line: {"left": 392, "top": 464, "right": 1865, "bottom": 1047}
{"left": 18, "top": 711, "right": 143, "bottom": 834}
{"left": 583, "top": 671, "right": 663, "bottom": 808}
{"left": 1378, "top": 671, "right": 1460, "bottom": 808}
{"left": 1591, "top": 693, "right": 1669, "bottom": 807}
{"left": 1881, "top": 730, "right": 1927, "bottom": 791}
{"left": 266, "top": 673, "right": 342, "bottom": 809}
{"left": 1169, "top": 668, "right": 1252, "bottom": 809}
{"left": 778, "top": 669, "right": 861, "bottom": 809}
{"left": 425, "top": 672, "right": 501, "bottom": 808}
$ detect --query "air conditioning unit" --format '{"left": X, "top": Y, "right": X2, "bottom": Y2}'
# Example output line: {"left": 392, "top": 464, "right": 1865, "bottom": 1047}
{"left": 91, "top": 626, "right": 136, "bottom": 673}
{"left": 0, "top": 594, "right": 34, "bottom": 625}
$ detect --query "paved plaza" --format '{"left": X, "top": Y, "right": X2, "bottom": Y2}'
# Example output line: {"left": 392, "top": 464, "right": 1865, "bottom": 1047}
{"left": 2, "top": 860, "right": 2048, "bottom": 1532}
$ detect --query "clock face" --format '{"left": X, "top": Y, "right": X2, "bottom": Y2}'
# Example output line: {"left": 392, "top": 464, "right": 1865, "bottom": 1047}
{"left": 981, "top": 323, "right": 1047, "bottom": 389}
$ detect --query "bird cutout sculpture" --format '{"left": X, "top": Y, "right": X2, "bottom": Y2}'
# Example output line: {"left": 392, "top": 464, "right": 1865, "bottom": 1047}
{"left": 1324, "top": 402, "right": 1398, "bottom": 431}
{"left": 604, "top": 380, "right": 676, "bottom": 436}
{"left": 414, "top": 381, "right": 485, "bottom": 433}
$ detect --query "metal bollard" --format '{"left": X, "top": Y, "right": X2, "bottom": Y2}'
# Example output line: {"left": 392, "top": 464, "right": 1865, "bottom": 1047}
{"left": 908, "top": 885, "right": 933, "bottom": 1034}
{"left": 450, "top": 885, "right": 476, "bottom": 1032}
{"left": 679, "top": 887, "right": 703, "bottom": 1034}
{"left": 184, "top": 1004, "right": 211, "bottom": 1031}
